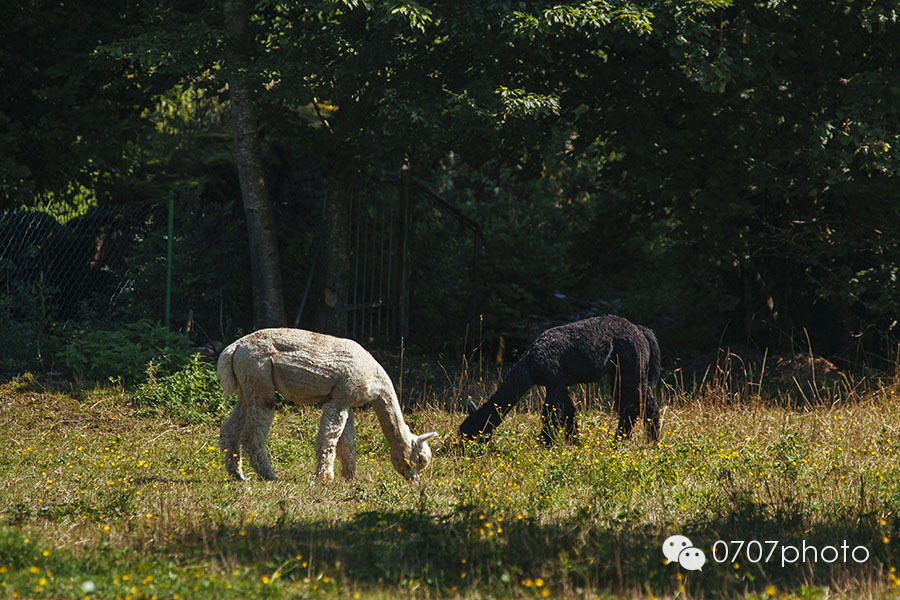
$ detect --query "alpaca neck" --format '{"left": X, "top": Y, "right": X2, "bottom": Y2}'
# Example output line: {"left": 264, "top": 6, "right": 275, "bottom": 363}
{"left": 371, "top": 389, "right": 414, "bottom": 467}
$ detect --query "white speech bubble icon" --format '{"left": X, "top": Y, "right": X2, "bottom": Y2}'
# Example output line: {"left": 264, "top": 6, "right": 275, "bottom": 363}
{"left": 678, "top": 547, "right": 706, "bottom": 571}
{"left": 662, "top": 535, "right": 693, "bottom": 563}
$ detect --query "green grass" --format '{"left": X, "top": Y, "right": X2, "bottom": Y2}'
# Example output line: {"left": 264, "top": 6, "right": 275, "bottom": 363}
{"left": 1, "top": 370, "right": 900, "bottom": 599}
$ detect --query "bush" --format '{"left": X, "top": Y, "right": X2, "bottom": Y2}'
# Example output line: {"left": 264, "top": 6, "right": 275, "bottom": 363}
{"left": 0, "top": 279, "right": 72, "bottom": 373}
{"left": 63, "top": 320, "right": 191, "bottom": 386}
{"left": 131, "top": 354, "right": 228, "bottom": 424}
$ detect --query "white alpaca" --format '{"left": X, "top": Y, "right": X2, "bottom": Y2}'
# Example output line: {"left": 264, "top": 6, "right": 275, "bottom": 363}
{"left": 217, "top": 328, "right": 437, "bottom": 483}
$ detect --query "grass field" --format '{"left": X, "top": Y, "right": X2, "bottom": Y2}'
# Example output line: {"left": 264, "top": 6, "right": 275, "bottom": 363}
{"left": 1, "top": 363, "right": 900, "bottom": 599}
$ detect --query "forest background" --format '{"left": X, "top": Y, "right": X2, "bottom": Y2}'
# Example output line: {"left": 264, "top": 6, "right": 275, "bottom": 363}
{"left": 1, "top": 0, "right": 898, "bottom": 378}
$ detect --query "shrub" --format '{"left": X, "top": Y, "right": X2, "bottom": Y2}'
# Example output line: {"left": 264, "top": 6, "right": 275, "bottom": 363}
{"left": 64, "top": 320, "right": 191, "bottom": 386}
{"left": 131, "top": 354, "right": 228, "bottom": 424}
{"left": 0, "top": 280, "right": 72, "bottom": 373}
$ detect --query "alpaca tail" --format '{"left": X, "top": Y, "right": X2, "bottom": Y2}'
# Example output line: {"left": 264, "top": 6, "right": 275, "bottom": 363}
{"left": 217, "top": 340, "right": 240, "bottom": 398}
{"left": 459, "top": 356, "right": 533, "bottom": 443}
{"left": 640, "top": 326, "right": 661, "bottom": 390}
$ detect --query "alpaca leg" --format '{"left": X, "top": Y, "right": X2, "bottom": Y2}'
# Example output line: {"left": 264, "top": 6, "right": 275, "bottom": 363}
{"left": 241, "top": 400, "right": 276, "bottom": 480}
{"left": 636, "top": 355, "right": 660, "bottom": 442}
{"left": 220, "top": 401, "right": 248, "bottom": 481}
{"left": 617, "top": 408, "right": 638, "bottom": 439}
{"left": 643, "top": 389, "right": 661, "bottom": 442}
{"left": 539, "top": 402, "right": 558, "bottom": 447}
{"left": 315, "top": 401, "right": 350, "bottom": 483}
{"left": 561, "top": 393, "right": 579, "bottom": 446}
{"left": 540, "top": 384, "right": 566, "bottom": 447}
{"left": 616, "top": 385, "right": 641, "bottom": 440}
{"left": 336, "top": 410, "right": 357, "bottom": 480}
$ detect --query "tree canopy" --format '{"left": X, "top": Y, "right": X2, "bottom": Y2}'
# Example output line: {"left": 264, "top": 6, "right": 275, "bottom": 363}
{"left": 2, "top": 0, "right": 898, "bottom": 362}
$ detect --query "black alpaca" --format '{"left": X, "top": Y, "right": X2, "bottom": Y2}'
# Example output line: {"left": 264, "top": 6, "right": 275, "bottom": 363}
{"left": 459, "top": 315, "right": 661, "bottom": 445}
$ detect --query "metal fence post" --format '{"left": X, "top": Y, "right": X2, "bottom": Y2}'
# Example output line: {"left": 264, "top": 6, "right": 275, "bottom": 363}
{"left": 398, "top": 171, "right": 410, "bottom": 340}
{"left": 165, "top": 190, "right": 175, "bottom": 329}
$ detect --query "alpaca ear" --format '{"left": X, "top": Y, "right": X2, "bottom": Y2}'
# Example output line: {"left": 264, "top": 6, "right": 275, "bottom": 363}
{"left": 466, "top": 399, "right": 478, "bottom": 415}
{"left": 418, "top": 431, "right": 438, "bottom": 443}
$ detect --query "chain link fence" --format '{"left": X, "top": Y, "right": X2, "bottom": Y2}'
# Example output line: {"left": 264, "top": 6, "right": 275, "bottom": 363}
{"left": 1, "top": 203, "right": 168, "bottom": 320}
{"left": 0, "top": 200, "right": 258, "bottom": 372}
{"left": 1, "top": 182, "right": 481, "bottom": 373}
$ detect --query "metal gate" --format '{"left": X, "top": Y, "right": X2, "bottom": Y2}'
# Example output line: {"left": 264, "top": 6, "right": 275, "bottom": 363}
{"left": 344, "top": 181, "right": 409, "bottom": 342}
{"left": 342, "top": 176, "right": 481, "bottom": 345}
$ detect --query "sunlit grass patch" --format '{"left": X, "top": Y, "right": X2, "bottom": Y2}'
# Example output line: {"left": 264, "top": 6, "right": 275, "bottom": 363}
{"left": 1, "top": 374, "right": 900, "bottom": 598}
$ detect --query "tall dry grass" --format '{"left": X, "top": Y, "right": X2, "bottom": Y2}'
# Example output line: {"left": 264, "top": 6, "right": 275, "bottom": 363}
{"left": 0, "top": 352, "right": 898, "bottom": 598}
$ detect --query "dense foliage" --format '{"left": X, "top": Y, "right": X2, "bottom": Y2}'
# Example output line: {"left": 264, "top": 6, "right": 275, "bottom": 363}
{"left": 1, "top": 0, "right": 897, "bottom": 368}
{"left": 63, "top": 320, "right": 192, "bottom": 386}
{"left": 132, "top": 354, "right": 230, "bottom": 423}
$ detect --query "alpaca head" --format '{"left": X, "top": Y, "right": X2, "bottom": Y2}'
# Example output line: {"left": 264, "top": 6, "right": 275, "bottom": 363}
{"left": 399, "top": 431, "right": 437, "bottom": 481}
{"left": 457, "top": 401, "right": 502, "bottom": 443}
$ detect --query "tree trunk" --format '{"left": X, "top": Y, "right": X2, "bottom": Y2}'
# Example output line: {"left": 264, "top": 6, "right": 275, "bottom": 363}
{"left": 224, "top": 0, "right": 286, "bottom": 329}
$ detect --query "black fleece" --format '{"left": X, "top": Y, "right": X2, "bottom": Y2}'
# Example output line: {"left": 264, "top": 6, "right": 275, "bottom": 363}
{"left": 459, "top": 315, "right": 661, "bottom": 445}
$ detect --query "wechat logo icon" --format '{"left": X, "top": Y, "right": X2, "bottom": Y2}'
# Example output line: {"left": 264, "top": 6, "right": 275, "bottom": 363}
{"left": 663, "top": 534, "right": 707, "bottom": 571}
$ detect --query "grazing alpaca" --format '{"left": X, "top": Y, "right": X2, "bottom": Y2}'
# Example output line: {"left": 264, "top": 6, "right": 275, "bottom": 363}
{"left": 217, "top": 328, "right": 437, "bottom": 483}
{"left": 459, "top": 315, "right": 661, "bottom": 446}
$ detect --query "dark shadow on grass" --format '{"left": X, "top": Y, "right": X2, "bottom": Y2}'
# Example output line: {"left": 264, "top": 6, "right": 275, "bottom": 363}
{"left": 166, "top": 499, "right": 895, "bottom": 598}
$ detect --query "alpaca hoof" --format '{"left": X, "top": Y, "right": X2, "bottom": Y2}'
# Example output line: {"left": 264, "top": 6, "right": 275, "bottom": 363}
{"left": 316, "top": 471, "right": 335, "bottom": 483}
